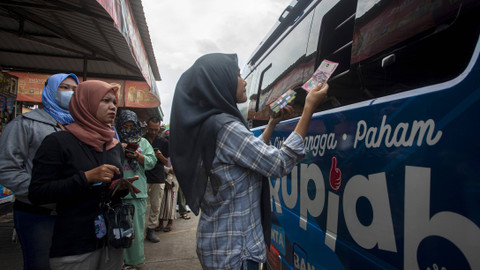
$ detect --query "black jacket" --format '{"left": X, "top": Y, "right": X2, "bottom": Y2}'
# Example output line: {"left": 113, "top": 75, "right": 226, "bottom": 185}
{"left": 29, "top": 131, "right": 126, "bottom": 257}
{"left": 144, "top": 135, "right": 169, "bottom": 184}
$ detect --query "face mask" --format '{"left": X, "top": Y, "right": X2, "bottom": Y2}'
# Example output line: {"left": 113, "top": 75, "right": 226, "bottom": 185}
{"left": 119, "top": 128, "right": 138, "bottom": 140}
{"left": 56, "top": 90, "right": 74, "bottom": 109}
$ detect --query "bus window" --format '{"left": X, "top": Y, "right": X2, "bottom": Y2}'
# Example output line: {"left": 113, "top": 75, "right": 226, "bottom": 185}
{"left": 316, "top": 0, "right": 363, "bottom": 109}
{"left": 247, "top": 10, "right": 315, "bottom": 125}
{"left": 317, "top": 0, "right": 357, "bottom": 75}
{"left": 352, "top": 0, "right": 480, "bottom": 97}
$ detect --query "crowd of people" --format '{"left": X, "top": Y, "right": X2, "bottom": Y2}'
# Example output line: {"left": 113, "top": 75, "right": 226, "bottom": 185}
{"left": 0, "top": 75, "right": 190, "bottom": 270}
{"left": 0, "top": 52, "right": 328, "bottom": 270}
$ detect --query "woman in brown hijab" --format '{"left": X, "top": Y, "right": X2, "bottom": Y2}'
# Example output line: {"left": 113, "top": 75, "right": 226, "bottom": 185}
{"left": 29, "top": 80, "right": 129, "bottom": 270}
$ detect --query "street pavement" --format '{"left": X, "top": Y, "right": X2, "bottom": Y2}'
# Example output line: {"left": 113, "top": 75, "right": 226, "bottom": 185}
{"left": 0, "top": 202, "right": 202, "bottom": 270}
{"left": 143, "top": 207, "right": 202, "bottom": 269}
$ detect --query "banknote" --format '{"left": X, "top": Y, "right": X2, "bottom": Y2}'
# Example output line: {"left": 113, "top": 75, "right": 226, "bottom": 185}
{"left": 302, "top": 60, "right": 338, "bottom": 92}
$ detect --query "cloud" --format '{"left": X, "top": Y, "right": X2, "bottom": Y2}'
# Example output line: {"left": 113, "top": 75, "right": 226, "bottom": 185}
{"left": 196, "top": 39, "right": 222, "bottom": 55}
{"left": 142, "top": 0, "right": 292, "bottom": 123}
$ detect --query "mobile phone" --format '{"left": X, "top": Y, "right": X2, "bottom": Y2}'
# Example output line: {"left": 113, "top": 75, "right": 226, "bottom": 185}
{"left": 126, "top": 142, "right": 138, "bottom": 151}
{"left": 121, "top": 176, "right": 139, "bottom": 183}
{"left": 153, "top": 148, "right": 159, "bottom": 151}
{"left": 125, "top": 142, "right": 139, "bottom": 154}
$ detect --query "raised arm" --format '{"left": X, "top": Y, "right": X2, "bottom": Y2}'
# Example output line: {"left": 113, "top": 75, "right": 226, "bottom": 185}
{"left": 294, "top": 83, "right": 329, "bottom": 138}
{"left": 261, "top": 83, "right": 329, "bottom": 143}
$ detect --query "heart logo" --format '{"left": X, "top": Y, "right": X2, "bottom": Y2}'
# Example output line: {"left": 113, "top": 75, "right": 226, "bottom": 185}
{"left": 329, "top": 156, "right": 342, "bottom": 191}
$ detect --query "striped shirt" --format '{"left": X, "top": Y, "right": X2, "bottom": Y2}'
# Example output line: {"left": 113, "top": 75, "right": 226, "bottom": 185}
{"left": 196, "top": 121, "right": 306, "bottom": 270}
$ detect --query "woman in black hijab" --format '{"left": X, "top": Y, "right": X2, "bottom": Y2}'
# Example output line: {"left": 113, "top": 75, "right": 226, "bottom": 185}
{"left": 170, "top": 53, "right": 329, "bottom": 270}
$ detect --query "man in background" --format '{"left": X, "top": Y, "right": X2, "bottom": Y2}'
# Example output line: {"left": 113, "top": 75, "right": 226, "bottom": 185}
{"left": 144, "top": 116, "right": 169, "bottom": 242}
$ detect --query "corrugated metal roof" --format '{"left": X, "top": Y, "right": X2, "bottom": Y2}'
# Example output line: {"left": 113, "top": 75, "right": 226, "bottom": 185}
{"left": 0, "top": 0, "right": 161, "bottom": 82}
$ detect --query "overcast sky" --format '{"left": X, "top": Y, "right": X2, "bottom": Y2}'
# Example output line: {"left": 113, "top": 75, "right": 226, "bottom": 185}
{"left": 142, "top": 0, "right": 292, "bottom": 125}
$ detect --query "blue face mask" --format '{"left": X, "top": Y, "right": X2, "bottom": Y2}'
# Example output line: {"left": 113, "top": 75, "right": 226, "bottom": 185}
{"left": 56, "top": 90, "right": 74, "bottom": 110}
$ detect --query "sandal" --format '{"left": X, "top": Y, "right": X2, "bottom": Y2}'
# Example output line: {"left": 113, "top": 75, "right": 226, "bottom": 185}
{"left": 181, "top": 214, "right": 191, "bottom": 220}
{"left": 163, "top": 226, "right": 172, "bottom": 232}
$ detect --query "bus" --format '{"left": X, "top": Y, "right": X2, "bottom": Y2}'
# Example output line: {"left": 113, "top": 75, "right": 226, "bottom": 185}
{"left": 240, "top": 0, "right": 480, "bottom": 269}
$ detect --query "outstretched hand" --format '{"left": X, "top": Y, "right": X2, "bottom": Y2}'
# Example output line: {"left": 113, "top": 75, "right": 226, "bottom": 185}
{"left": 293, "top": 83, "right": 329, "bottom": 139}
{"left": 305, "top": 83, "right": 329, "bottom": 110}
{"left": 84, "top": 164, "right": 120, "bottom": 184}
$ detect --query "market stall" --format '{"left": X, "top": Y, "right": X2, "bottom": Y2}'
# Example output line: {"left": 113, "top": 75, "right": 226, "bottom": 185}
{"left": 0, "top": 0, "right": 163, "bottom": 203}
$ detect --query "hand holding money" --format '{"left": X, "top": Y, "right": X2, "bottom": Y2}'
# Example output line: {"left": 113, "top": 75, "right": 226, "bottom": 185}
{"left": 302, "top": 60, "right": 338, "bottom": 92}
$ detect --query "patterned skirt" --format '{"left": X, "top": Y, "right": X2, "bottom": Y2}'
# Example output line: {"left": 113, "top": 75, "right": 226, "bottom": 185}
{"left": 159, "top": 172, "right": 178, "bottom": 220}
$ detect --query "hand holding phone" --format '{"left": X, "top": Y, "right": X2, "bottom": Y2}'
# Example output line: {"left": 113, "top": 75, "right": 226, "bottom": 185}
{"left": 110, "top": 176, "right": 141, "bottom": 196}
{"left": 121, "top": 176, "right": 139, "bottom": 183}
{"left": 153, "top": 148, "right": 163, "bottom": 158}
{"left": 125, "top": 142, "right": 139, "bottom": 153}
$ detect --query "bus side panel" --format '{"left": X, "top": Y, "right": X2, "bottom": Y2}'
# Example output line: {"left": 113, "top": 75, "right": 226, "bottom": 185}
{"left": 262, "top": 47, "right": 480, "bottom": 269}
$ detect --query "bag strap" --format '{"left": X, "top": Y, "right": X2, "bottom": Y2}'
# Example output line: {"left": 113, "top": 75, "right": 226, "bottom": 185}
{"left": 57, "top": 122, "right": 66, "bottom": 131}
{"left": 99, "top": 144, "right": 109, "bottom": 205}
{"left": 102, "top": 144, "right": 106, "bottom": 164}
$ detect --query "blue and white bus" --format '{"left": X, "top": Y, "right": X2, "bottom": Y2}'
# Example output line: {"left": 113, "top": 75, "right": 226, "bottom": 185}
{"left": 241, "top": 0, "right": 480, "bottom": 269}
